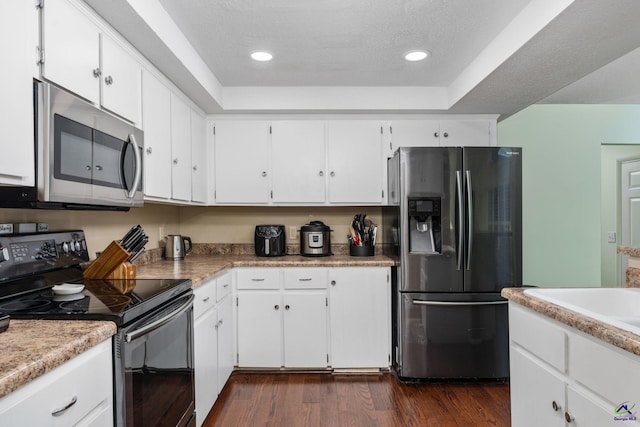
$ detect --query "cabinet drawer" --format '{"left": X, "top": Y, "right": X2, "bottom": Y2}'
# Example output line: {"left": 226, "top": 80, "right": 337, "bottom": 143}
{"left": 509, "top": 304, "right": 567, "bottom": 372}
{"left": 284, "top": 268, "right": 327, "bottom": 289}
{"left": 0, "top": 340, "right": 112, "bottom": 426}
{"left": 216, "top": 272, "right": 232, "bottom": 301}
{"left": 193, "top": 278, "right": 216, "bottom": 318}
{"left": 237, "top": 268, "right": 280, "bottom": 290}
{"left": 569, "top": 332, "right": 640, "bottom": 406}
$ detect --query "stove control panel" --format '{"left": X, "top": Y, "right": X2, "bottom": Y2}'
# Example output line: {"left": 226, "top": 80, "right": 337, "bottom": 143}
{"left": 0, "top": 230, "right": 89, "bottom": 281}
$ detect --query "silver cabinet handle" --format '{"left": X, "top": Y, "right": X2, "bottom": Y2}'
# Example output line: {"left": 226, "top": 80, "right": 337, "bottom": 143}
{"left": 85, "top": 165, "right": 91, "bottom": 171}
{"left": 298, "top": 278, "right": 312, "bottom": 282}
{"left": 285, "top": 305, "right": 290, "bottom": 310}
{"left": 330, "top": 171, "right": 335, "bottom": 177}
{"left": 443, "top": 132, "right": 449, "bottom": 138}
{"left": 193, "top": 165, "right": 197, "bottom": 171}
{"left": 202, "top": 296, "right": 210, "bottom": 302}
{"left": 552, "top": 401, "right": 561, "bottom": 412}
{"left": 223, "top": 284, "right": 229, "bottom": 288}
{"left": 251, "top": 278, "right": 265, "bottom": 282}
{"left": 127, "top": 134, "right": 142, "bottom": 199}
{"left": 274, "top": 304, "right": 280, "bottom": 310}
{"left": 92, "top": 68, "right": 101, "bottom": 78}
{"left": 51, "top": 396, "right": 77, "bottom": 416}
{"left": 319, "top": 171, "right": 324, "bottom": 176}
{"left": 261, "top": 171, "right": 267, "bottom": 177}
{"left": 331, "top": 280, "right": 336, "bottom": 286}
{"left": 434, "top": 132, "right": 439, "bottom": 138}
{"left": 412, "top": 299, "right": 507, "bottom": 307}
{"left": 565, "top": 412, "right": 573, "bottom": 423}
{"left": 173, "top": 158, "right": 179, "bottom": 164}
{"left": 95, "top": 165, "right": 103, "bottom": 171}
{"left": 105, "top": 75, "right": 113, "bottom": 85}
{"left": 146, "top": 147, "right": 152, "bottom": 154}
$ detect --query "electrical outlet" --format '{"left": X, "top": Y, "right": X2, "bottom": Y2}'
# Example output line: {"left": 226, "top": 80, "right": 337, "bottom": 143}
{"left": 607, "top": 231, "right": 616, "bottom": 243}
{"left": 289, "top": 226, "right": 297, "bottom": 240}
{"left": 159, "top": 226, "right": 165, "bottom": 240}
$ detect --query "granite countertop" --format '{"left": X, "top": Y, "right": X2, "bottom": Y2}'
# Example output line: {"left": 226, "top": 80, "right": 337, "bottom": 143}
{"left": 502, "top": 288, "right": 640, "bottom": 357}
{"left": 0, "top": 252, "right": 395, "bottom": 400}
{"left": 135, "top": 253, "right": 397, "bottom": 287}
{"left": 0, "top": 320, "right": 116, "bottom": 398}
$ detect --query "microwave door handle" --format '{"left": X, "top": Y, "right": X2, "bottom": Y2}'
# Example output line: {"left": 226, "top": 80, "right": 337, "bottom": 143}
{"left": 126, "top": 134, "right": 142, "bottom": 199}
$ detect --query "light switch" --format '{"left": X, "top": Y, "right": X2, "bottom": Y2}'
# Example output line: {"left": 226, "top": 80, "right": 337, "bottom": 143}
{"left": 607, "top": 231, "right": 616, "bottom": 243}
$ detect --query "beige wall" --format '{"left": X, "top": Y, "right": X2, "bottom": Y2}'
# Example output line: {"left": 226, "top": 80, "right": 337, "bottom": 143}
{"left": 178, "top": 206, "right": 383, "bottom": 245}
{"left": 0, "top": 203, "right": 382, "bottom": 258}
{"left": 0, "top": 204, "right": 180, "bottom": 259}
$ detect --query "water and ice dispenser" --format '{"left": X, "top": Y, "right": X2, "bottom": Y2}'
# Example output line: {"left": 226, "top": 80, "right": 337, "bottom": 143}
{"left": 408, "top": 197, "right": 441, "bottom": 253}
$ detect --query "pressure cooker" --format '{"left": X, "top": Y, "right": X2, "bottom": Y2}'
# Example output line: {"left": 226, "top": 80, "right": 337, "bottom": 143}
{"left": 300, "top": 221, "right": 332, "bottom": 257}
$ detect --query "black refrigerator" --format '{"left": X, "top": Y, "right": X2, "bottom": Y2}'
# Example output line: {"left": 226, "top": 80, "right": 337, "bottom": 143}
{"left": 384, "top": 146, "right": 522, "bottom": 379}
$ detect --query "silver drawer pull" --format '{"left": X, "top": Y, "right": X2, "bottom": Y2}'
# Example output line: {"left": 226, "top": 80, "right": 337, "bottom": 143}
{"left": 223, "top": 284, "right": 229, "bottom": 288}
{"left": 202, "top": 296, "right": 210, "bottom": 302}
{"left": 298, "top": 278, "right": 312, "bottom": 282}
{"left": 52, "top": 396, "right": 77, "bottom": 416}
{"left": 251, "top": 278, "right": 265, "bottom": 282}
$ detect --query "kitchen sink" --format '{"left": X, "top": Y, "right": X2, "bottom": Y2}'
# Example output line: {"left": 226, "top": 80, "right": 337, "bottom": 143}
{"left": 524, "top": 287, "right": 640, "bottom": 336}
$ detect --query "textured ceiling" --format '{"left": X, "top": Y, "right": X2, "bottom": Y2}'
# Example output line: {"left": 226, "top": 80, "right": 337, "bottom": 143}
{"left": 157, "top": 0, "right": 531, "bottom": 87}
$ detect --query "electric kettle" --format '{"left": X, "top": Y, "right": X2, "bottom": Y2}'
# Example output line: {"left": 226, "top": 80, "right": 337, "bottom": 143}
{"left": 165, "top": 235, "right": 192, "bottom": 260}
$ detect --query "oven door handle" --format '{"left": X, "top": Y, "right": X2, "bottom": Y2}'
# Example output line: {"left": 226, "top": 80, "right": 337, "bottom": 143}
{"left": 125, "top": 294, "right": 194, "bottom": 343}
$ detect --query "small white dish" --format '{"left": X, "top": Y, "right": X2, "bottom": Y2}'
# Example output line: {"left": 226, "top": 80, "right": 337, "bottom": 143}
{"left": 52, "top": 283, "right": 85, "bottom": 295}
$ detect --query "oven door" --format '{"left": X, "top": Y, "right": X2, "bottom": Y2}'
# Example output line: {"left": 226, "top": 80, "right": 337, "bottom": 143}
{"left": 114, "top": 293, "right": 195, "bottom": 427}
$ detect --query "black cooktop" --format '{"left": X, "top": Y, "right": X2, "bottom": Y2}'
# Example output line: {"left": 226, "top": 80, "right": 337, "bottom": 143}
{"left": 0, "top": 277, "right": 192, "bottom": 326}
{"left": 0, "top": 230, "right": 191, "bottom": 326}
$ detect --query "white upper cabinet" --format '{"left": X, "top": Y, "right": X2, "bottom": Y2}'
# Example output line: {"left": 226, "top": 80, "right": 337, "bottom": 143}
{"left": 99, "top": 34, "right": 142, "bottom": 124}
{"left": 0, "top": 1, "right": 37, "bottom": 186}
{"left": 326, "top": 121, "right": 384, "bottom": 204}
{"left": 170, "top": 94, "right": 192, "bottom": 201}
{"left": 271, "top": 121, "right": 326, "bottom": 203}
{"left": 190, "top": 110, "right": 208, "bottom": 204}
{"left": 41, "top": 0, "right": 141, "bottom": 124}
{"left": 385, "top": 118, "right": 496, "bottom": 156}
{"left": 141, "top": 71, "right": 172, "bottom": 199}
{"left": 214, "top": 121, "right": 270, "bottom": 204}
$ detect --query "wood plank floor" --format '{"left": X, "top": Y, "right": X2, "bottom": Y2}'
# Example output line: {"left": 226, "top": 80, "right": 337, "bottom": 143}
{"left": 203, "top": 372, "right": 511, "bottom": 426}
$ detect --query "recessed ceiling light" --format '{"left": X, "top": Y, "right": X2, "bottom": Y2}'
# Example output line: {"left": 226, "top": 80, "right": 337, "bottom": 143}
{"left": 251, "top": 51, "right": 273, "bottom": 62}
{"left": 404, "top": 50, "right": 429, "bottom": 62}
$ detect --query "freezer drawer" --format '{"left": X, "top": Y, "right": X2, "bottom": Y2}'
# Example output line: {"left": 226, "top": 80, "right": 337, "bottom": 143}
{"left": 396, "top": 292, "right": 509, "bottom": 379}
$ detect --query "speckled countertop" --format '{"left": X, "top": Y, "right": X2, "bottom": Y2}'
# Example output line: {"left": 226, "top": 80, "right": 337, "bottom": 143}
{"left": 502, "top": 288, "right": 640, "bottom": 357}
{"left": 135, "top": 253, "right": 397, "bottom": 287}
{"left": 0, "top": 251, "right": 395, "bottom": 400}
{"left": 0, "top": 320, "right": 116, "bottom": 398}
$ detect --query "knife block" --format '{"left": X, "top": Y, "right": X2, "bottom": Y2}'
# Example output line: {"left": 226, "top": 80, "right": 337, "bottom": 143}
{"left": 83, "top": 240, "right": 135, "bottom": 280}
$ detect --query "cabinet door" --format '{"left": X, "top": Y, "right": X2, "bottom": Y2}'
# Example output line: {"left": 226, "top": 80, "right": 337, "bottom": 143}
{"left": 237, "top": 292, "right": 282, "bottom": 367}
{"left": 141, "top": 71, "right": 172, "bottom": 199}
{"left": 327, "top": 121, "right": 384, "bottom": 204}
{"left": 217, "top": 294, "right": 234, "bottom": 394}
{"left": 42, "top": 0, "right": 100, "bottom": 104}
{"left": 271, "top": 121, "right": 326, "bottom": 203}
{"left": 214, "top": 121, "right": 270, "bottom": 203}
{"left": 510, "top": 346, "right": 565, "bottom": 427}
{"left": 191, "top": 110, "right": 208, "bottom": 203}
{"left": 0, "top": 1, "right": 36, "bottom": 185}
{"left": 283, "top": 292, "right": 328, "bottom": 368}
{"left": 170, "top": 94, "right": 192, "bottom": 201}
{"left": 439, "top": 120, "right": 492, "bottom": 146}
{"left": 387, "top": 120, "right": 440, "bottom": 155}
{"left": 329, "top": 267, "right": 390, "bottom": 368}
{"left": 100, "top": 34, "right": 141, "bottom": 124}
{"left": 194, "top": 308, "right": 218, "bottom": 427}
{"left": 567, "top": 386, "right": 633, "bottom": 427}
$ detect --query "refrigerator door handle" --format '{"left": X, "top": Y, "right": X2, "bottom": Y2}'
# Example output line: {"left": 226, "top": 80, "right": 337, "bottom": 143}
{"left": 456, "top": 170, "right": 464, "bottom": 271}
{"left": 465, "top": 170, "right": 473, "bottom": 271}
{"left": 412, "top": 299, "right": 507, "bottom": 307}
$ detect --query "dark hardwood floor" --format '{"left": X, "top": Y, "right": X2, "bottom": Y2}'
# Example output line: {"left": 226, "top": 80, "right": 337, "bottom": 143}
{"left": 203, "top": 372, "right": 511, "bottom": 426}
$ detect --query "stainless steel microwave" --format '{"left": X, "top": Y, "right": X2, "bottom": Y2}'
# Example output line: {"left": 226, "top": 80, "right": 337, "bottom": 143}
{"left": 0, "top": 82, "right": 143, "bottom": 210}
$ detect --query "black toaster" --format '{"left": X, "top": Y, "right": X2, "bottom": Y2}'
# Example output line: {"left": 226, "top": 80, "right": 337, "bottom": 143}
{"left": 254, "top": 225, "right": 286, "bottom": 257}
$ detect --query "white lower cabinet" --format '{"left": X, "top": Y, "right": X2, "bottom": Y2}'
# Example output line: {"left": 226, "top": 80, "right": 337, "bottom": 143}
{"left": 328, "top": 267, "right": 390, "bottom": 368}
{"left": 235, "top": 267, "right": 390, "bottom": 370}
{"left": 0, "top": 339, "right": 113, "bottom": 426}
{"left": 509, "top": 303, "right": 640, "bottom": 427}
{"left": 193, "top": 271, "right": 234, "bottom": 427}
{"left": 236, "top": 268, "right": 328, "bottom": 368}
